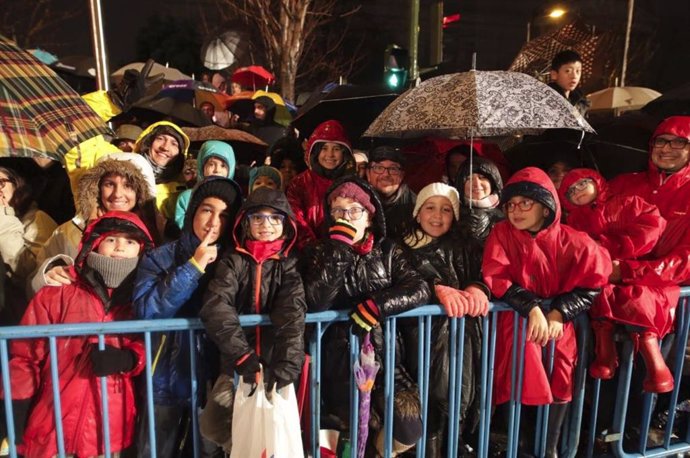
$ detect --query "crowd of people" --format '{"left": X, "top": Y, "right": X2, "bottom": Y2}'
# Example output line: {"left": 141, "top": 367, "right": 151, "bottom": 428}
{"left": 0, "top": 49, "right": 689, "bottom": 458}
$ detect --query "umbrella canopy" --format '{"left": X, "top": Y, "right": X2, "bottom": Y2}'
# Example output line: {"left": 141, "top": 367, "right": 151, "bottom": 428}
{"left": 364, "top": 70, "right": 594, "bottom": 139}
{"left": 51, "top": 55, "right": 97, "bottom": 79}
{"left": 201, "top": 30, "right": 246, "bottom": 70}
{"left": 112, "top": 62, "right": 191, "bottom": 84}
{"left": 509, "top": 20, "right": 601, "bottom": 84}
{"left": 292, "top": 83, "right": 399, "bottom": 141}
{"left": 128, "top": 96, "right": 211, "bottom": 127}
{"left": 252, "top": 90, "right": 292, "bottom": 127}
{"left": 181, "top": 125, "right": 267, "bottom": 146}
{"left": 587, "top": 86, "right": 661, "bottom": 111}
{"left": 0, "top": 36, "right": 110, "bottom": 161}
{"left": 159, "top": 80, "right": 232, "bottom": 111}
{"left": 642, "top": 82, "right": 690, "bottom": 120}
{"left": 232, "top": 65, "right": 275, "bottom": 89}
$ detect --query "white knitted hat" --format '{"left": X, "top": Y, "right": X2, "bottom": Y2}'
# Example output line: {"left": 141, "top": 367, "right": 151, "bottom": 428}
{"left": 413, "top": 182, "right": 461, "bottom": 220}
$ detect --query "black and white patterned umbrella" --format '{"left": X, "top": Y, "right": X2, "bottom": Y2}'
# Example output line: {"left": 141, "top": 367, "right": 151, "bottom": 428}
{"left": 363, "top": 70, "right": 594, "bottom": 139}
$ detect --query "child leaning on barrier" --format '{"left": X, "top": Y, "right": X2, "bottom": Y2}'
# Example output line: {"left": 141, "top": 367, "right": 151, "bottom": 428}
{"left": 401, "top": 182, "right": 490, "bottom": 456}
{"left": 559, "top": 168, "right": 677, "bottom": 393}
{"left": 2, "top": 211, "right": 153, "bottom": 458}
{"left": 132, "top": 177, "right": 242, "bottom": 457}
{"left": 300, "top": 176, "right": 430, "bottom": 456}
{"left": 199, "top": 187, "right": 306, "bottom": 453}
{"left": 482, "top": 167, "right": 611, "bottom": 457}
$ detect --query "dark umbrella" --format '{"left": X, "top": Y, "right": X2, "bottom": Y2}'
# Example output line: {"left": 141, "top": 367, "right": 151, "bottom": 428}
{"left": 0, "top": 35, "right": 111, "bottom": 161}
{"left": 51, "top": 55, "right": 98, "bottom": 94}
{"left": 292, "top": 83, "right": 399, "bottom": 141}
{"left": 126, "top": 96, "right": 212, "bottom": 127}
{"left": 159, "top": 80, "right": 233, "bottom": 111}
{"left": 353, "top": 332, "right": 380, "bottom": 458}
{"left": 642, "top": 82, "right": 690, "bottom": 120}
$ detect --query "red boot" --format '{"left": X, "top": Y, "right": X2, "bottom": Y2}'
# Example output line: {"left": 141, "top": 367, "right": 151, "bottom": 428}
{"left": 636, "top": 332, "right": 674, "bottom": 394}
{"left": 589, "top": 320, "right": 618, "bottom": 380}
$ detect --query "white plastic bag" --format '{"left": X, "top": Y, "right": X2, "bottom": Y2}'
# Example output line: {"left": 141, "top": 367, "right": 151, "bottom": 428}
{"left": 230, "top": 371, "right": 304, "bottom": 458}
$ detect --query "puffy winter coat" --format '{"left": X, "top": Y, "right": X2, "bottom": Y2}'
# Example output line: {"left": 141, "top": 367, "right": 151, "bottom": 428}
{"left": 301, "top": 176, "right": 430, "bottom": 410}
{"left": 286, "top": 120, "right": 354, "bottom": 249}
{"left": 201, "top": 188, "right": 306, "bottom": 384}
{"left": 5, "top": 212, "right": 153, "bottom": 458}
{"left": 608, "top": 116, "right": 690, "bottom": 221}
{"left": 455, "top": 156, "right": 504, "bottom": 244}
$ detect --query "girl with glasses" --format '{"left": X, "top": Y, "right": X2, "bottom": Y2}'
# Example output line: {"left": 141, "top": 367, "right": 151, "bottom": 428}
{"left": 483, "top": 167, "right": 611, "bottom": 456}
{"left": 301, "top": 176, "right": 430, "bottom": 456}
{"left": 559, "top": 168, "right": 674, "bottom": 393}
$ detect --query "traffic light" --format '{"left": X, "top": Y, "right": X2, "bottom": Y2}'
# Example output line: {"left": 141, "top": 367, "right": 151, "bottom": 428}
{"left": 384, "top": 45, "right": 409, "bottom": 90}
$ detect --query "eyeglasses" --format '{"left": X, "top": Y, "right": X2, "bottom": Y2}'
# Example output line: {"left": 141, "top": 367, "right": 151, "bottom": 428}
{"left": 330, "top": 206, "right": 367, "bottom": 221}
{"left": 566, "top": 178, "right": 593, "bottom": 198}
{"left": 368, "top": 164, "right": 403, "bottom": 176}
{"left": 504, "top": 199, "right": 536, "bottom": 213}
{"left": 247, "top": 213, "right": 285, "bottom": 226}
{"left": 0, "top": 178, "right": 14, "bottom": 189}
{"left": 652, "top": 137, "right": 690, "bottom": 150}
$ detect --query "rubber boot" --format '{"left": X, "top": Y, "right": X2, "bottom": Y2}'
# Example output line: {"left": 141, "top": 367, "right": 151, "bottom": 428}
{"left": 589, "top": 320, "right": 618, "bottom": 380}
{"left": 636, "top": 332, "right": 674, "bottom": 393}
{"left": 425, "top": 433, "right": 444, "bottom": 458}
{"left": 544, "top": 403, "right": 569, "bottom": 458}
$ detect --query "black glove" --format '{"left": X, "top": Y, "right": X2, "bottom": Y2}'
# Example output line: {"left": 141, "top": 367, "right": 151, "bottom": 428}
{"left": 264, "top": 366, "right": 290, "bottom": 393}
{"left": 89, "top": 344, "right": 136, "bottom": 376}
{"left": 235, "top": 352, "right": 261, "bottom": 383}
{"left": 108, "top": 59, "right": 163, "bottom": 111}
{"left": 3, "top": 398, "right": 31, "bottom": 445}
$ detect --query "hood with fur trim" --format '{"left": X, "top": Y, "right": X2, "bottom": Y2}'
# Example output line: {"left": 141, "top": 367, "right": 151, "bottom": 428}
{"left": 558, "top": 168, "right": 607, "bottom": 213}
{"left": 76, "top": 158, "right": 154, "bottom": 220}
{"left": 500, "top": 167, "right": 561, "bottom": 230}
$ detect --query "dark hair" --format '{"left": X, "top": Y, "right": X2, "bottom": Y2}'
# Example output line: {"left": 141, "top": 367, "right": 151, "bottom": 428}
{"left": 551, "top": 50, "right": 582, "bottom": 70}
{"left": 401, "top": 213, "right": 458, "bottom": 246}
{"left": 0, "top": 167, "right": 33, "bottom": 218}
{"left": 269, "top": 137, "right": 307, "bottom": 173}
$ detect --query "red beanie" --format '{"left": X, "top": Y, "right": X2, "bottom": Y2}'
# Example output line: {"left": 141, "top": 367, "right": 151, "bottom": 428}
{"left": 328, "top": 182, "right": 375, "bottom": 215}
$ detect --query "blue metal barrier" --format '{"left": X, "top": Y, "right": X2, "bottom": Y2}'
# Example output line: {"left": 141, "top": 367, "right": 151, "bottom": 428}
{"left": 0, "top": 289, "right": 688, "bottom": 457}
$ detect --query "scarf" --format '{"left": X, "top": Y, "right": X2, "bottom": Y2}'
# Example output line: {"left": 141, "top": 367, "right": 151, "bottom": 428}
{"left": 466, "top": 193, "right": 500, "bottom": 209}
{"left": 403, "top": 229, "right": 436, "bottom": 249}
{"left": 245, "top": 239, "right": 284, "bottom": 263}
{"left": 86, "top": 252, "right": 139, "bottom": 288}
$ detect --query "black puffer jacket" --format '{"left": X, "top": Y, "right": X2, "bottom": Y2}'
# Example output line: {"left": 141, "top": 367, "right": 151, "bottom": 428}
{"left": 402, "top": 232, "right": 487, "bottom": 434}
{"left": 201, "top": 188, "right": 306, "bottom": 385}
{"left": 379, "top": 184, "right": 416, "bottom": 242}
{"left": 301, "top": 176, "right": 430, "bottom": 411}
{"left": 456, "top": 156, "right": 504, "bottom": 244}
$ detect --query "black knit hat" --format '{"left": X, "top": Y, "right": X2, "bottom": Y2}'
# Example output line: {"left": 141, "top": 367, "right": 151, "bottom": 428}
{"left": 368, "top": 145, "right": 406, "bottom": 166}
{"left": 184, "top": 176, "right": 242, "bottom": 232}
{"left": 500, "top": 180, "right": 557, "bottom": 228}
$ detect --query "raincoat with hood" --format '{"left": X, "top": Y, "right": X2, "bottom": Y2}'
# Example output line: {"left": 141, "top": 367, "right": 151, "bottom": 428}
{"left": 559, "top": 169, "right": 675, "bottom": 335}
{"left": 482, "top": 167, "right": 611, "bottom": 405}
{"left": 174, "top": 140, "right": 237, "bottom": 229}
{"left": 608, "top": 116, "right": 690, "bottom": 221}
{"left": 286, "top": 120, "right": 355, "bottom": 250}
{"left": 134, "top": 121, "right": 191, "bottom": 220}
{"left": 301, "top": 176, "right": 430, "bottom": 447}
{"left": 455, "top": 156, "right": 504, "bottom": 244}
{"left": 200, "top": 187, "right": 306, "bottom": 383}
{"left": 29, "top": 157, "right": 155, "bottom": 295}
{"left": 5, "top": 212, "right": 153, "bottom": 458}
{"left": 249, "top": 95, "right": 287, "bottom": 147}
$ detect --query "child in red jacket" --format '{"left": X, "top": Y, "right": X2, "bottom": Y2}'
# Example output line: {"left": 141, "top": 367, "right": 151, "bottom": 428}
{"left": 482, "top": 167, "right": 611, "bottom": 456}
{"left": 3, "top": 211, "right": 153, "bottom": 458}
{"left": 560, "top": 168, "right": 676, "bottom": 393}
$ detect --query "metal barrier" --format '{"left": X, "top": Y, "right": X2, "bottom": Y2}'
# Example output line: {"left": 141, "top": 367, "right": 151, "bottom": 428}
{"left": 0, "top": 289, "right": 689, "bottom": 457}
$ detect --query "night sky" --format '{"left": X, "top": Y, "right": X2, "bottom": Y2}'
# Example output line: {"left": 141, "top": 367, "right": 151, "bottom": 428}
{"left": 5, "top": 0, "right": 690, "bottom": 93}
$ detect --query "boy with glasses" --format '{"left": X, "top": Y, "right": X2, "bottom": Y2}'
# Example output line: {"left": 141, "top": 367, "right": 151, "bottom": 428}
{"left": 483, "top": 167, "right": 611, "bottom": 456}
{"left": 199, "top": 187, "right": 306, "bottom": 453}
{"left": 558, "top": 168, "right": 674, "bottom": 392}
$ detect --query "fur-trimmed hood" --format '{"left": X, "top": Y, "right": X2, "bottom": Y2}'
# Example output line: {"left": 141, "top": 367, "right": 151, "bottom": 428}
{"left": 76, "top": 159, "right": 154, "bottom": 220}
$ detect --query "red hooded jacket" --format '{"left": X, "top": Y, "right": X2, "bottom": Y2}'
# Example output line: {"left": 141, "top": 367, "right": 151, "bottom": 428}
{"left": 286, "top": 120, "right": 354, "bottom": 249}
{"left": 6, "top": 212, "right": 152, "bottom": 458}
{"left": 483, "top": 168, "right": 611, "bottom": 405}
{"left": 608, "top": 116, "right": 690, "bottom": 221}
{"left": 559, "top": 169, "right": 676, "bottom": 336}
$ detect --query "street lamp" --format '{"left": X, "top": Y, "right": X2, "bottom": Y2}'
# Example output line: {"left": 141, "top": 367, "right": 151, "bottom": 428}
{"left": 548, "top": 8, "right": 566, "bottom": 19}
{"left": 526, "top": 7, "right": 567, "bottom": 42}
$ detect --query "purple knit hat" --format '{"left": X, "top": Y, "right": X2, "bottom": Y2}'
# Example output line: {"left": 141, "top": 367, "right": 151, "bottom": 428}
{"left": 328, "top": 181, "right": 376, "bottom": 215}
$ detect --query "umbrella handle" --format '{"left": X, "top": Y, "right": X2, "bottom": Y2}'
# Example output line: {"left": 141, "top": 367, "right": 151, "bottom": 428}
{"left": 141, "top": 59, "right": 155, "bottom": 79}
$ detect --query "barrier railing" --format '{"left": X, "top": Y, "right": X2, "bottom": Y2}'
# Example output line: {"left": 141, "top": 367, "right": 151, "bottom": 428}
{"left": 0, "top": 288, "right": 688, "bottom": 457}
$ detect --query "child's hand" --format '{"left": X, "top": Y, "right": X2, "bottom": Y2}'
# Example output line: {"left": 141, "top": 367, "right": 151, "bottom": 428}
{"left": 329, "top": 218, "right": 358, "bottom": 246}
{"left": 435, "top": 284, "right": 468, "bottom": 317}
{"left": 546, "top": 309, "right": 564, "bottom": 341}
{"left": 463, "top": 285, "right": 489, "bottom": 317}
{"left": 45, "top": 265, "right": 76, "bottom": 286}
{"left": 527, "top": 307, "right": 549, "bottom": 346}
{"left": 193, "top": 229, "right": 219, "bottom": 270}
